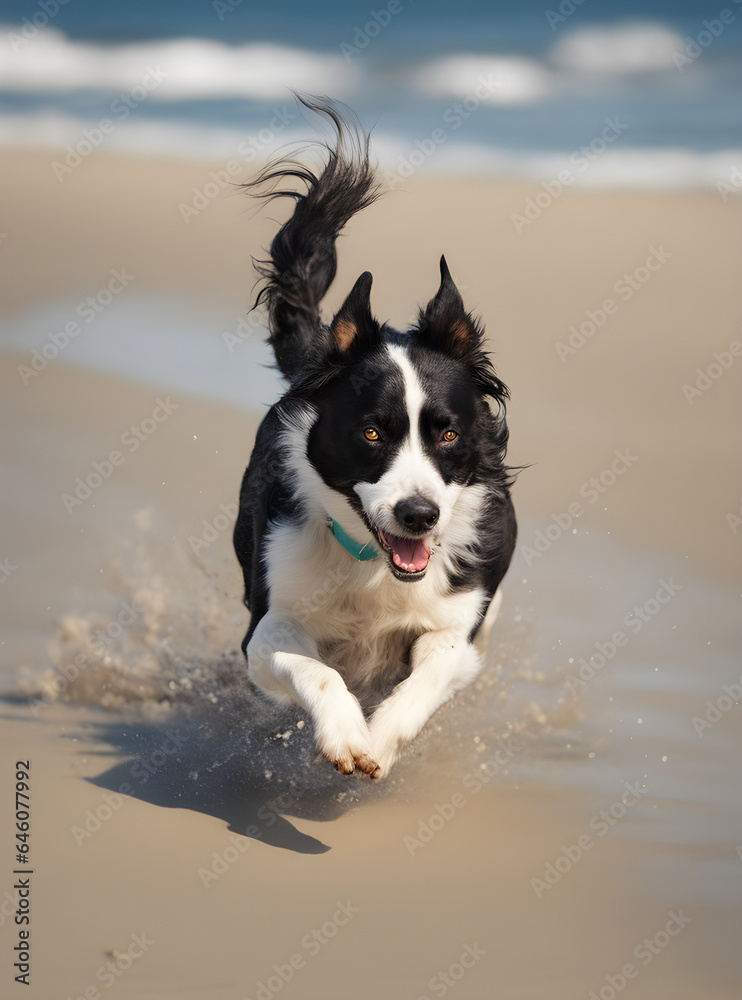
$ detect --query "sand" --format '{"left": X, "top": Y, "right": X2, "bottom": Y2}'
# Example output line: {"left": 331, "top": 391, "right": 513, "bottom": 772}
{"left": 0, "top": 148, "right": 740, "bottom": 999}
{"left": 2, "top": 149, "right": 740, "bottom": 584}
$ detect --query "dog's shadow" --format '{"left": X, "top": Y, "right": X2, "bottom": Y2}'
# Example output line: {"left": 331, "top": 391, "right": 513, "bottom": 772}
{"left": 84, "top": 687, "right": 388, "bottom": 855}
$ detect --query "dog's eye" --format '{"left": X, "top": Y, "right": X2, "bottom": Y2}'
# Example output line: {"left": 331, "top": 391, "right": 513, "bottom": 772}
{"left": 442, "top": 430, "right": 458, "bottom": 442}
{"left": 364, "top": 427, "right": 380, "bottom": 442}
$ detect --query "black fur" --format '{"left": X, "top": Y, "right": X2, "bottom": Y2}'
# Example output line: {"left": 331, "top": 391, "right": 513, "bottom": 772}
{"left": 243, "top": 95, "right": 381, "bottom": 383}
{"left": 234, "top": 95, "right": 516, "bottom": 688}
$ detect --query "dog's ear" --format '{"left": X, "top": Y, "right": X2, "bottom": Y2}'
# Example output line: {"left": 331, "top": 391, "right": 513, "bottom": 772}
{"left": 417, "top": 256, "right": 509, "bottom": 402}
{"left": 417, "top": 256, "right": 480, "bottom": 357}
{"left": 329, "top": 271, "right": 380, "bottom": 353}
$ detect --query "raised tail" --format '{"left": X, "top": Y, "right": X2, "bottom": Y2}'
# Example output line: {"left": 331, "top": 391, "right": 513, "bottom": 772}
{"left": 245, "top": 95, "right": 381, "bottom": 382}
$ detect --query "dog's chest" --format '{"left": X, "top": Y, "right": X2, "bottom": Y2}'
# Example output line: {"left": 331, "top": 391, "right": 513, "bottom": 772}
{"left": 311, "top": 582, "right": 421, "bottom": 701}
{"left": 266, "top": 520, "right": 477, "bottom": 703}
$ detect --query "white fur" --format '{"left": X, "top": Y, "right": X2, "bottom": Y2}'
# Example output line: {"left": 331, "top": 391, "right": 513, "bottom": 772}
{"left": 354, "top": 344, "right": 466, "bottom": 545}
{"left": 246, "top": 342, "right": 500, "bottom": 778}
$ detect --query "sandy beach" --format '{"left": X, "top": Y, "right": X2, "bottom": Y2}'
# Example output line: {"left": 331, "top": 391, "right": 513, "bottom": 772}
{"left": 1, "top": 148, "right": 741, "bottom": 999}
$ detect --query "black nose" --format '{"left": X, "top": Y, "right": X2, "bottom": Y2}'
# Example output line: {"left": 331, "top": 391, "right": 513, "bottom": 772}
{"left": 394, "top": 496, "right": 439, "bottom": 534}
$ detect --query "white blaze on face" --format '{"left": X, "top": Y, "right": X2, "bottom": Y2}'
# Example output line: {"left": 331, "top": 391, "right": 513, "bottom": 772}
{"left": 354, "top": 344, "right": 461, "bottom": 536}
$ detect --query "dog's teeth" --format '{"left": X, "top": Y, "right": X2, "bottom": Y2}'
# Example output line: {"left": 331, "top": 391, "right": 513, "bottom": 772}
{"left": 393, "top": 554, "right": 402, "bottom": 567}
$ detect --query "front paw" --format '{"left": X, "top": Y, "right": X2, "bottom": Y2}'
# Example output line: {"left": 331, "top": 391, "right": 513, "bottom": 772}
{"left": 367, "top": 751, "right": 394, "bottom": 781}
{"left": 367, "top": 717, "right": 404, "bottom": 780}
{"left": 317, "top": 717, "right": 378, "bottom": 777}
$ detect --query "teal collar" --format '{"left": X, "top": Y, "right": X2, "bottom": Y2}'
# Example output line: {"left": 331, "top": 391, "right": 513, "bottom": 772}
{"left": 330, "top": 518, "right": 379, "bottom": 562}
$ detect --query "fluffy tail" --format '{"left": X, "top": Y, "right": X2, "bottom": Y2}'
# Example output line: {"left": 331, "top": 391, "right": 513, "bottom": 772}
{"left": 245, "top": 95, "right": 381, "bottom": 382}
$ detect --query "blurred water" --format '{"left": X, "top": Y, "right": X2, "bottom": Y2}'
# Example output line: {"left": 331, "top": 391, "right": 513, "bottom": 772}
{"left": 0, "top": 294, "right": 285, "bottom": 411}
{"left": 1, "top": 0, "right": 741, "bottom": 185}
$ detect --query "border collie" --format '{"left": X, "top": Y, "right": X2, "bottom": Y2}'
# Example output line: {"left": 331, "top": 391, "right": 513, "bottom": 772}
{"left": 234, "top": 97, "right": 516, "bottom": 779}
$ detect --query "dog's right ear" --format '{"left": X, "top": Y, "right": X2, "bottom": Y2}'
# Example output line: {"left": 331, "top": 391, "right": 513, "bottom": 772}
{"left": 329, "top": 271, "right": 380, "bottom": 353}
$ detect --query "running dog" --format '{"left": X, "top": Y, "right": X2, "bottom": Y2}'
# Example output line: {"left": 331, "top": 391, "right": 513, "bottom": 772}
{"left": 234, "top": 97, "right": 516, "bottom": 779}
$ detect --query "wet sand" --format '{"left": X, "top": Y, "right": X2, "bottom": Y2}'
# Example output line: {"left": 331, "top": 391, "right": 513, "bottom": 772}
{"left": 0, "top": 149, "right": 740, "bottom": 998}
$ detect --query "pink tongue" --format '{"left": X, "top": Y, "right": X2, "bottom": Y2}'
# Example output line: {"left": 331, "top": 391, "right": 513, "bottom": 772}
{"left": 383, "top": 533, "right": 431, "bottom": 572}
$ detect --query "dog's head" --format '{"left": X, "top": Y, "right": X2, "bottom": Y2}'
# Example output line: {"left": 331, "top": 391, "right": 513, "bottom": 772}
{"left": 296, "top": 257, "right": 510, "bottom": 582}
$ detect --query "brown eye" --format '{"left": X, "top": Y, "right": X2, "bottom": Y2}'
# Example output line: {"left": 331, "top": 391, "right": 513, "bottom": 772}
{"left": 364, "top": 427, "right": 380, "bottom": 442}
{"left": 443, "top": 430, "right": 458, "bottom": 442}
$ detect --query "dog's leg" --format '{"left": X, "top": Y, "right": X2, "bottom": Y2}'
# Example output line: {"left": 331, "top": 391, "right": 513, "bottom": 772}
{"left": 369, "top": 588, "right": 504, "bottom": 777}
{"left": 368, "top": 629, "right": 486, "bottom": 779}
{"left": 247, "top": 611, "right": 379, "bottom": 776}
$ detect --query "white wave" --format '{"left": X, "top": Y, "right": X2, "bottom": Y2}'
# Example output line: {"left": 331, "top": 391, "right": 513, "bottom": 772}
{"left": 405, "top": 21, "right": 690, "bottom": 104}
{"left": 0, "top": 27, "right": 354, "bottom": 98}
{"left": 410, "top": 55, "right": 551, "bottom": 104}
{"left": 0, "top": 111, "right": 289, "bottom": 161}
{"left": 1, "top": 111, "right": 739, "bottom": 191}
{"left": 550, "top": 21, "right": 685, "bottom": 74}
{"left": 503, "top": 146, "right": 742, "bottom": 189}
{"left": 370, "top": 135, "right": 742, "bottom": 190}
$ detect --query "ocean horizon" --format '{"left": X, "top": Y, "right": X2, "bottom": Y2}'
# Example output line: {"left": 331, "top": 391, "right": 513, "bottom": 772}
{"left": 1, "top": 0, "right": 741, "bottom": 188}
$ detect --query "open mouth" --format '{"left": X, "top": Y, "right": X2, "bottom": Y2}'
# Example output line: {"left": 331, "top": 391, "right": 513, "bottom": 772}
{"left": 375, "top": 530, "right": 432, "bottom": 579}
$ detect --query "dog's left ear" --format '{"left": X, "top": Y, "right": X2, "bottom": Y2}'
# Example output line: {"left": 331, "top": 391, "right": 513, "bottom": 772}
{"left": 417, "top": 256, "right": 509, "bottom": 401}
{"left": 417, "top": 256, "right": 482, "bottom": 359}
{"left": 329, "top": 271, "right": 381, "bottom": 354}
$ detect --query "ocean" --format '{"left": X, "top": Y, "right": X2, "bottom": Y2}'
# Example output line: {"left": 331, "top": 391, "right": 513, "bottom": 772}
{"left": 1, "top": 0, "right": 741, "bottom": 188}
